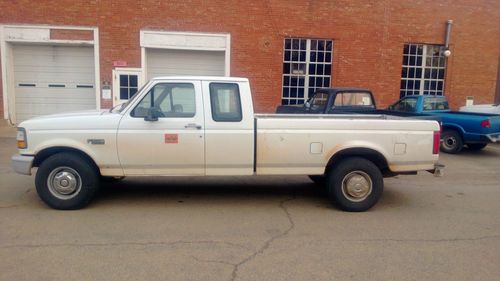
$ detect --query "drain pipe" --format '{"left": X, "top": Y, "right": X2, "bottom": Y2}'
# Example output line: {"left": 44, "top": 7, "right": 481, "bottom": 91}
{"left": 444, "top": 20, "right": 453, "bottom": 57}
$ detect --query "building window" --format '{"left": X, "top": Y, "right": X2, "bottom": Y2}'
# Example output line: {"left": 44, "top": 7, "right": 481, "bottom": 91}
{"left": 282, "top": 38, "right": 333, "bottom": 105}
{"left": 400, "top": 44, "right": 446, "bottom": 97}
{"left": 120, "top": 74, "right": 139, "bottom": 100}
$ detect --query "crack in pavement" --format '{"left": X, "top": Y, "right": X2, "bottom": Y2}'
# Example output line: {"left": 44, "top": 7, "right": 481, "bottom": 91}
{"left": 0, "top": 240, "right": 250, "bottom": 250}
{"left": 229, "top": 195, "right": 296, "bottom": 281}
{"left": 0, "top": 204, "right": 22, "bottom": 209}
{"left": 190, "top": 195, "right": 297, "bottom": 281}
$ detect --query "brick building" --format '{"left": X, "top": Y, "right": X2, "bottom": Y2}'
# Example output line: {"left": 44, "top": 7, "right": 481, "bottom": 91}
{"left": 1, "top": 0, "right": 499, "bottom": 124}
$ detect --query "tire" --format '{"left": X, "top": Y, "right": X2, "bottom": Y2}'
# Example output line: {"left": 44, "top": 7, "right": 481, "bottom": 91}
{"left": 440, "top": 130, "right": 463, "bottom": 154}
{"left": 308, "top": 175, "right": 326, "bottom": 185}
{"left": 35, "top": 152, "right": 100, "bottom": 210}
{"left": 326, "top": 157, "right": 383, "bottom": 212}
{"left": 466, "top": 143, "right": 487, "bottom": 151}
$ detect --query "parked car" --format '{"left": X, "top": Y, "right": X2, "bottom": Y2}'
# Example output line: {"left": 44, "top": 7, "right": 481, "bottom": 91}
{"left": 388, "top": 95, "right": 500, "bottom": 153}
{"left": 276, "top": 88, "right": 439, "bottom": 121}
{"left": 459, "top": 104, "right": 500, "bottom": 115}
{"left": 12, "top": 77, "right": 443, "bottom": 212}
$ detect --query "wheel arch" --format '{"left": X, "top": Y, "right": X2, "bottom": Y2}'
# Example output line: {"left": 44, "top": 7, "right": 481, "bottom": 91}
{"left": 33, "top": 147, "right": 100, "bottom": 173}
{"left": 442, "top": 124, "right": 465, "bottom": 136}
{"left": 325, "top": 147, "right": 389, "bottom": 175}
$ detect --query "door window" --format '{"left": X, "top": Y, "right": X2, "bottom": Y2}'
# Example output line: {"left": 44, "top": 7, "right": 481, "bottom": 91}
{"left": 392, "top": 98, "right": 418, "bottom": 112}
{"left": 131, "top": 83, "right": 196, "bottom": 118}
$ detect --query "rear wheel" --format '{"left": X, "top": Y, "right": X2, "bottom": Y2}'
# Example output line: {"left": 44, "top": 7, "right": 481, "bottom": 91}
{"left": 327, "top": 157, "right": 383, "bottom": 212}
{"left": 466, "top": 143, "right": 487, "bottom": 151}
{"left": 441, "top": 130, "right": 463, "bottom": 154}
{"left": 35, "top": 153, "right": 100, "bottom": 210}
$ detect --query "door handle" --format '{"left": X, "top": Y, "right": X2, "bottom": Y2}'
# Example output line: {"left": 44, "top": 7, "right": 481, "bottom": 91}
{"left": 185, "top": 123, "right": 202, "bottom": 130}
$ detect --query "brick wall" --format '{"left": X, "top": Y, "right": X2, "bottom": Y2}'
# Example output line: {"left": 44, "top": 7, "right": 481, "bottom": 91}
{"left": 0, "top": 0, "right": 499, "bottom": 113}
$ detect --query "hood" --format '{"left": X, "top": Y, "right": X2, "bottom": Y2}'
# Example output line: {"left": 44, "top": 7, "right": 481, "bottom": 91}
{"left": 18, "top": 110, "right": 123, "bottom": 131}
{"left": 28, "top": 110, "right": 107, "bottom": 120}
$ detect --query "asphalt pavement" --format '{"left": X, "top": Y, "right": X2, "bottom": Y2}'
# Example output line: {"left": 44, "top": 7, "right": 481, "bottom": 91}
{"left": 0, "top": 125, "right": 499, "bottom": 281}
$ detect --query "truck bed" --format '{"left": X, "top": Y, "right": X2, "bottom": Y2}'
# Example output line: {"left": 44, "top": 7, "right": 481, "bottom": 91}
{"left": 254, "top": 114, "right": 440, "bottom": 175}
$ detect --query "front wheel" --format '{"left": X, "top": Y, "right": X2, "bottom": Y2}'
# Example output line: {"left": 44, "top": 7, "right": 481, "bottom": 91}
{"left": 327, "top": 157, "right": 383, "bottom": 212}
{"left": 440, "top": 130, "right": 463, "bottom": 154}
{"left": 35, "top": 153, "right": 100, "bottom": 210}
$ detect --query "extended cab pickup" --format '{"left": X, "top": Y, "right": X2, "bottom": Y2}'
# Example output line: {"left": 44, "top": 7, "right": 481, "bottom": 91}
{"left": 388, "top": 95, "right": 500, "bottom": 153}
{"left": 12, "top": 77, "right": 443, "bottom": 212}
{"left": 276, "top": 88, "right": 439, "bottom": 121}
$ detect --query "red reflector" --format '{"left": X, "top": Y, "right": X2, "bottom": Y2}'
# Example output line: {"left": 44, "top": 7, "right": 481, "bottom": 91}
{"left": 481, "top": 119, "right": 490, "bottom": 128}
{"left": 433, "top": 131, "right": 440, "bottom": 154}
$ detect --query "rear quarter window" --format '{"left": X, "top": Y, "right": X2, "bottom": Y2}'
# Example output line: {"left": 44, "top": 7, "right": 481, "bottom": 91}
{"left": 209, "top": 83, "right": 243, "bottom": 122}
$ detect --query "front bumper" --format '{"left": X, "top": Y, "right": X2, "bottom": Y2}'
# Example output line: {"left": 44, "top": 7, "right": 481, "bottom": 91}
{"left": 11, "top": 154, "right": 34, "bottom": 175}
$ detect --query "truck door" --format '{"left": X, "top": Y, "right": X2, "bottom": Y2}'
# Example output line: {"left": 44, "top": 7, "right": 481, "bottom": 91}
{"left": 117, "top": 80, "right": 205, "bottom": 175}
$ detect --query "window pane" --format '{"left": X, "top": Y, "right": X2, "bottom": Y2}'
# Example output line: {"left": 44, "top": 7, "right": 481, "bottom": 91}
{"left": 284, "top": 50, "right": 291, "bottom": 61}
{"left": 131, "top": 83, "right": 195, "bottom": 118}
{"left": 129, "top": 75, "right": 138, "bottom": 87}
{"left": 325, "top": 52, "right": 332, "bottom": 63}
{"left": 120, "top": 87, "right": 128, "bottom": 100}
{"left": 120, "top": 75, "right": 128, "bottom": 87}
{"left": 209, "top": 83, "right": 242, "bottom": 122}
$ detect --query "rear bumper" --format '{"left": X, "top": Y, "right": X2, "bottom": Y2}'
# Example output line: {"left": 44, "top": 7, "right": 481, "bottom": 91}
{"left": 11, "top": 154, "right": 34, "bottom": 175}
{"left": 427, "top": 163, "right": 445, "bottom": 177}
{"left": 484, "top": 133, "right": 500, "bottom": 143}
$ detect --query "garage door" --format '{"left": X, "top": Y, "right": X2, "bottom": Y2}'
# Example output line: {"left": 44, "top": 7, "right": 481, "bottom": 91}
{"left": 146, "top": 48, "right": 225, "bottom": 79}
{"left": 13, "top": 44, "right": 96, "bottom": 122}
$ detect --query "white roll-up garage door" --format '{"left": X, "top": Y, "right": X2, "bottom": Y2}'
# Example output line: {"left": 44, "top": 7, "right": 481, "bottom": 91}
{"left": 13, "top": 44, "right": 96, "bottom": 122}
{"left": 146, "top": 48, "right": 225, "bottom": 79}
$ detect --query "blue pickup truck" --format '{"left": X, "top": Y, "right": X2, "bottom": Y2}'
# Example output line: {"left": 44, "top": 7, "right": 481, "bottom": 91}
{"left": 388, "top": 95, "right": 500, "bottom": 153}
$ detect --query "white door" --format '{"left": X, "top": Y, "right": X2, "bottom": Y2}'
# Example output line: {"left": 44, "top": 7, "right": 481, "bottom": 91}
{"left": 117, "top": 80, "right": 205, "bottom": 176}
{"left": 112, "top": 68, "right": 143, "bottom": 106}
{"left": 12, "top": 44, "right": 96, "bottom": 123}
{"left": 146, "top": 48, "right": 225, "bottom": 79}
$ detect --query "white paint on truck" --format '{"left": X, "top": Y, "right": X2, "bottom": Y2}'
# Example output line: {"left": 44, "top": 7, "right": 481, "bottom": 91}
{"left": 12, "top": 76, "right": 443, "bottom": 211}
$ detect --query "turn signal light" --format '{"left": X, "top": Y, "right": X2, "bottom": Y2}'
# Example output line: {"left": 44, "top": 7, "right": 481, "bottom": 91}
{"left": 16, "top": 128, "right": 27, "bottom": 149}
{"left": 480, "top": 119, "right": 490, "bottom": 128}
{"left": 17, "top": 140, "right": 27, "bottom": 149}
{"left": 433, "top": 131, "right": 440, "bottom": 154}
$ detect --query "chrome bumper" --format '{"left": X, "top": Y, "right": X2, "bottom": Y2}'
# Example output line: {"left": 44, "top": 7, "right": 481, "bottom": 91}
{"left": 11, "top": 154, "right": 34, "bottom": 175}
{"left": 485, "top": 133, "right": 499, "bottom": 143}
{"left": 427, "top": 163, "right": 445, "bottom": 177}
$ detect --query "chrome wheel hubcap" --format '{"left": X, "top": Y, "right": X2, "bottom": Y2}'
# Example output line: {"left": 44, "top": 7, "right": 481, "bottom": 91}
{"left": 444, "top": 136, "right": 456, "bottom": 149}
{"left": 342, "top": 171, "right": 372, "bottom": 202}
{"left": 47, "top": 167, "right": 82, "bottom": 200}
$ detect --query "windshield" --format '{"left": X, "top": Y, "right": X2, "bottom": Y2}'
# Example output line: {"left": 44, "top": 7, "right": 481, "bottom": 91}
{"left": 110, "top": 82, "right": 150, "bottom": 113}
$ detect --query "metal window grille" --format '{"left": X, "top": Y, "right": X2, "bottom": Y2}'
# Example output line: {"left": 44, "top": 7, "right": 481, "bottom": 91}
{"left": 400, "top": 44, "right": 446, "bottom": 97}
{"left": 282, "top": 38, "right": 333, "bottom": 105}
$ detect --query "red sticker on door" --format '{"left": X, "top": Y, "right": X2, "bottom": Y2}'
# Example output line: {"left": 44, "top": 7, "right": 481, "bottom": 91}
{"left": 164, "top": 134, "right": 178, "bottom": 144}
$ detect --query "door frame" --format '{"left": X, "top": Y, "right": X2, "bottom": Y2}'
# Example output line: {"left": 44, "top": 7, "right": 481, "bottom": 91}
{"left": 112, "top": 67, "right": 143, "bottom": 106}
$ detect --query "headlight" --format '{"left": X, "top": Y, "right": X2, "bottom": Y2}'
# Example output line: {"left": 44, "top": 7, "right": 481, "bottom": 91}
{"left": 16, "top": 128, "right": 27, "bottom": 149}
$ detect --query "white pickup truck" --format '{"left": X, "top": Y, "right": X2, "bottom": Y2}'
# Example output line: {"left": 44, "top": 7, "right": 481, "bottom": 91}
{"left": 12, "top": 76, "right": 443, "bottom": 211}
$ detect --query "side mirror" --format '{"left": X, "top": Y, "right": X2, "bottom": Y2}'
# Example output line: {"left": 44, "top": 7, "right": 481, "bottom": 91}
{"left": 144, "top": 107, "right": 161, "bottom": 122}
{"left": 305, "top": 102, "right": 311, "bottom": 109}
